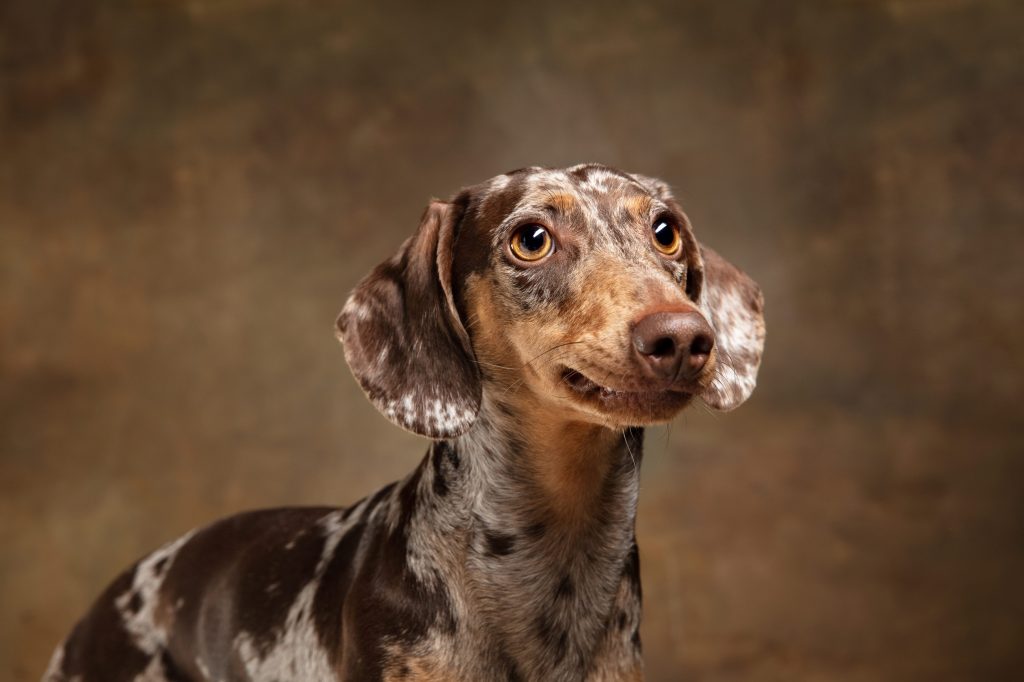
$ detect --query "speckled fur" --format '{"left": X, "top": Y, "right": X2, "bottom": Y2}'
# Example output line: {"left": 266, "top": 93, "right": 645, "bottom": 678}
{"left": 45, "top": 164, "right": 764, "bottom": 681}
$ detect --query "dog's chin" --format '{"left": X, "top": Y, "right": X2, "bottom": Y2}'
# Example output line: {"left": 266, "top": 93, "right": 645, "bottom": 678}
{"left": 558, "top": 368, "right": 695, "bottom": 426}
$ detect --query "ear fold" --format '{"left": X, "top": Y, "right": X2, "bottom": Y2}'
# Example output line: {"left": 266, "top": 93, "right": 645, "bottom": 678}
{"left": 697, "top": 245, "right": 766, "bottom": 411}
{"left": 631, "top": 172, "right": 765, "bottom": 411}
{"left": 336, "top": 200, "right": 482, "bottom": 438}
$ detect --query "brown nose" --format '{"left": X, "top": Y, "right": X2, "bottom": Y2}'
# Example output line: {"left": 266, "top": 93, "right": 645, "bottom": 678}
{"left": 632, "top": 311, "right": 715, "bottom": 382}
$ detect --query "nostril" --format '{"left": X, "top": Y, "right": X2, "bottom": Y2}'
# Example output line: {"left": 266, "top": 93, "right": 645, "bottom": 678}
{"left": 690, "top": 333, "right": 713, "bottom": 358}
{"left": 687, "top": 333, "right": 714, "bottom": 373}
{"left": 650, "top": 336, "right": 676, "bottom": 358}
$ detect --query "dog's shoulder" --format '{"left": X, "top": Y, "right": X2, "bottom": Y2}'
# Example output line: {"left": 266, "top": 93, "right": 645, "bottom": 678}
{"left": 50, "top": 505, "right": 361, "bottom": 681}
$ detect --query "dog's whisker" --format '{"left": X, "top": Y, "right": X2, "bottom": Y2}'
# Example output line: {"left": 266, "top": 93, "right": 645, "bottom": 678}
{"left": 473, "top": 359, "right": 518, "bottom": 371}
{"left": 498, "top": 344, "right": 580, "bottom": 397}
{"left": 622, "top": 430, "right": 639, "bottom": 477}
{"left": 520, "top": 340, "right": 584, "bottom": 371}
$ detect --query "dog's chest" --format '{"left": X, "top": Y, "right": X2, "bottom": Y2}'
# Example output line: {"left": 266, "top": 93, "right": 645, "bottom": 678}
{"left": 392, "top": 508, "right": 644, "bottom": 679}
{"left": 379, "top": 578, "right": 644, "bottom": 682}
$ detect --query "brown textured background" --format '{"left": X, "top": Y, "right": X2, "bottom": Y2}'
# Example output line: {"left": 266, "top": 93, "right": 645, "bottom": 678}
{"left": 2, "top": 0, "right": 1023, "bottom": 679}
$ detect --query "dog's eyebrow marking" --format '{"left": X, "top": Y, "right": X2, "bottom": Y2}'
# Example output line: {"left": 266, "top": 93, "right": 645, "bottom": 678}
{"left": 619, "top": 193, "right": 653, "bottom": 219}
{"left": 542, "top": 191, "right": 577, "bottom": 215}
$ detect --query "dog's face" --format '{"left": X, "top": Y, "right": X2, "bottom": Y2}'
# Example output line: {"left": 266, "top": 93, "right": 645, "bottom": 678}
{"left": 453, "top": 166, "right": 718, "bottom": 428}
{"left": 338, "top": 164, "right": 765, "bottom": 438}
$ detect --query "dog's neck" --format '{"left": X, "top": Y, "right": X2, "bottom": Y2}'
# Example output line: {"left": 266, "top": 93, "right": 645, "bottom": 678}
{"left": 407, "top": 394, "right": 644, "bottom": 678}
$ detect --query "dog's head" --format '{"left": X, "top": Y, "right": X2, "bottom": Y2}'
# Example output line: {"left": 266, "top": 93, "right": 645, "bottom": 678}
{"left": 337, "top": 164, "right": 765, "bottom": 438}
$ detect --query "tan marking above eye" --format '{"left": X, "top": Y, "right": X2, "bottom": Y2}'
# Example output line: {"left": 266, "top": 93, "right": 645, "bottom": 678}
{"left": 651, "top": 219, "right": 682, "bottom": 256}
{"left": 544, "top": 192, "right": 577, "bottom": 214}
{"left": 510, "top": 224, "right": 554, "bottom": 262}
{"left": 622, "top": 194, "right": 653, "bottom": 217}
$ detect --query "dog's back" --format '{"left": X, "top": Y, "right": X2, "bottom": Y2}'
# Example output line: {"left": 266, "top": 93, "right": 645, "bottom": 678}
{"left": 47, "top": 505, "right": 358, "bottom": 680}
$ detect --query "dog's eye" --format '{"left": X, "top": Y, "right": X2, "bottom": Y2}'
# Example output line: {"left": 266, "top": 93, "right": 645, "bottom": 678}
{"left": 652, "top": 218, "right": 681, "bottom": 256}
{"left": 510, "top": 225, "right": 554, "bottom": 262}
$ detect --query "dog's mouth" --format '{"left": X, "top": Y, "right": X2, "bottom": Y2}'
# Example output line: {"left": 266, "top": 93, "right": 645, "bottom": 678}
{"left": 559, "top": 367, "right": 694, "bottom": 419}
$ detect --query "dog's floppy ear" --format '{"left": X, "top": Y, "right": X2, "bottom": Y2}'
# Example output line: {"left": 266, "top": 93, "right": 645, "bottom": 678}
{"left": 696, "top": 245, "right": 766, "bottom": 410}
{"left": 632, "top": 173, "right": 766, "bottom": 411}
{"left": 336, "top": 199, "right": 481, "bottom": 438}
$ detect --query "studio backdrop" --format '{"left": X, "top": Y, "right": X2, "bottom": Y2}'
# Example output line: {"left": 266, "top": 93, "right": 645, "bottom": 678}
{"left": 1, "top": 1, "right": 1021, "bottom": 679}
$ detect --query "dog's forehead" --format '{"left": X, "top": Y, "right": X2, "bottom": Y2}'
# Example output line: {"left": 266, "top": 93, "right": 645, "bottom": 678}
{"left": 451, "top": 164, "right": 671, "bottom": 282}
{"left": 479, "top": 164, "right": 652, "bottom": 225}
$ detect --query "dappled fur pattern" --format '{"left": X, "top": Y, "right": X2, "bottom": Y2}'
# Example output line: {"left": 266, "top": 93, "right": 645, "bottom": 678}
{"left": 46, "top": 164, "right": 764, "bottom": 681}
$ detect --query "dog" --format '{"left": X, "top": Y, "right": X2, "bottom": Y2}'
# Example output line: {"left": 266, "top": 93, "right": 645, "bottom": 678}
{"left": 44, "top": 163, "right": 765, "bottom": 681}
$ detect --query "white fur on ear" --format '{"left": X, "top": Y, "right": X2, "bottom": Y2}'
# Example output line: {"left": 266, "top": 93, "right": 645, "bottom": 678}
{"left": 337, "top": 201, "right": 481, "bottom": 439}
{"left": 698, "top": 245, "right": 766, "bottom": 411}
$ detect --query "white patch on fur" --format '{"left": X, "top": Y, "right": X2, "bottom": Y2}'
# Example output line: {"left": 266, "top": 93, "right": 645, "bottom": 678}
{"left": 340, "top": 296, "right": 371, "bottom": 324}
{"left": 42, "top": 644, "right": 67, "bottom": 681}
{"left": 195, "top": 658, "right": 214, "bottom": 681}
{"left": 578, "top": 167, "right": 618, "bottom": 193}
{"left": 233, "top": 511, "right": 351, "bottom": 680}
{"left": 131, "top": 656, "right": 166, "bottom": 681}
{"left": 701, "top": 283, "right": 765, "bottom": 410}
{"left": 380, "top": 390, "right": 477, "bottom": 439}
{"left": 489, "top": 174, "right": 511, "bottom": 192}
{"left": 115, "top": 530, "right": 196, "bottom": 656}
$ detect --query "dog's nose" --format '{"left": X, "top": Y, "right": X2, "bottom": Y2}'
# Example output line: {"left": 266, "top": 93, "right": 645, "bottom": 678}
{"left": 632, "top": 311, "right": 715, "bottom": 382}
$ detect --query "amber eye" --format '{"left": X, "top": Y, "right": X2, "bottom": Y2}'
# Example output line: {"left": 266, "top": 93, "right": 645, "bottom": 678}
{"left": 652, "top": 218, "right": 681, "bottom": 256}
{"left": 510, "top": 224, "right": 554, "bottom": 261}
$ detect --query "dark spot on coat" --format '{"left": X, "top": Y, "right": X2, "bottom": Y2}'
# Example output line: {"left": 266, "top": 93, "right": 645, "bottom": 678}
{"left": 632, "top": 627, "right": 642, "bottom": 652}
{"left": 152, "top": 556, "right": 168, "bottom": 575}
{"left": 126, "top": 591, "right": 142, "bottom": 614}
{"left": 431, "top": 441, "right": 460, "bottom": 497}
{"left": 394, "top": 464, "right": 424, "bottom": 540}
{"left": 536, "top": 614, "right": 568, "bottom": 659}
{"left": 555, "top": 574, "right": 574, "bottom": 599}
{"left": 432, "top": 456, "right": 448, "bottom": 497}
{"left": 484, "top": 529, "right": 516, "bottom": 557}
{"left": 617, "top": 611, "right": 628, "bottom": 630}
{"left": 623, "top": 539, "right": 642, "bottom": 600}
{"left": 495, "top": 648, "right": 523, "bottom": 682}
{"left": 506, "top": 660, "right": 523, "bottom": 682}
{"left": 524, "top": 521, "right": 546, "bottom": 539}
{"left": 493, "top": 398, "right": 518, "bottom": 420}
{"left": 160, "top": 650, "right": 190, "bottom": 682}
{"left": 444, "top": 442, "right": 460, "bottom": 469}
{"left": 568, "top": 165, "right": 593, "bottom": 182}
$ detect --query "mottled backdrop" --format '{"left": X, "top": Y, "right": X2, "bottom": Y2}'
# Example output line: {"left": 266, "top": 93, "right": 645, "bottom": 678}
{"left": 2, "top": 0, "right": 1022, "bottom": 679}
